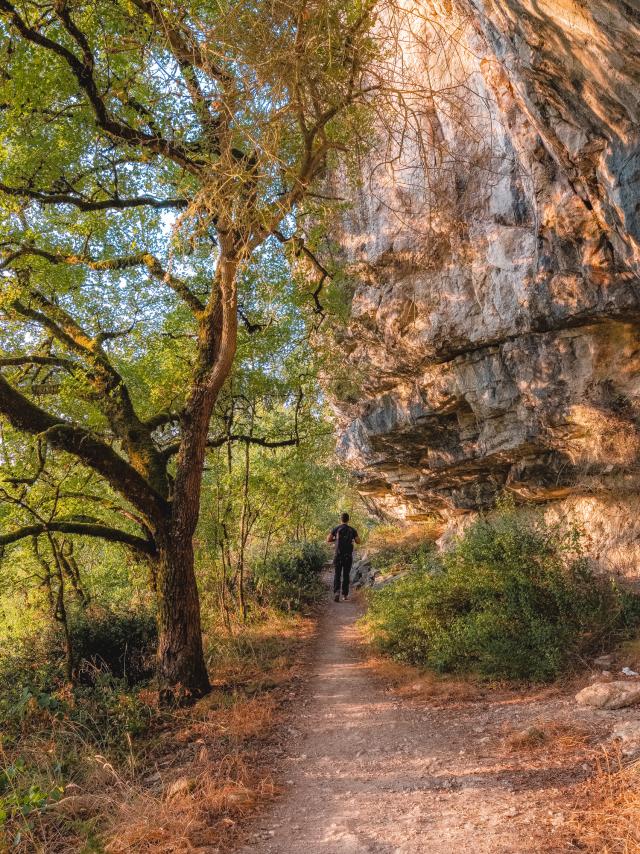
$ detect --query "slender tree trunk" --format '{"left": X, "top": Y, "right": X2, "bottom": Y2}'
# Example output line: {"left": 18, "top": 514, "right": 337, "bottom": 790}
{"left": 59, "top": 540, "right": 89, "bottom": 608}
{"left": 218, "top": 527, "right": 233, "bottom": 633}
{"left": 156, "top": 531, "right": 210, "bottom": 700}
{"left": 49, "top": 536, "right": 74, "bottom": 682}
{"left": 237, "top": 437, "right": 251, "bottom": 621}
{"left": 32, "top": 536, "right": 54, "bottom": 611}
{"left": 219, "top": 554, "right": 232, "bottom": 633}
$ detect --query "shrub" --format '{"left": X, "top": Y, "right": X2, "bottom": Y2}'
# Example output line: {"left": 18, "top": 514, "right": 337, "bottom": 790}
{"left": 70, "top": 609, "right": 157, "bottom": 684}
{"left": 252, "top": 541, "right": 326, "bottom": 611}
{"left": 365, "top": 503, "right": 640, "bottom": 681}
{"left": 0, "top": 610, "right": 157, "bottom": 716}
{"left": 0, "top": 612, "right": 157, "bottom": 748}
{"left": 372, "top": 538, "right": 435, "bottom": 577}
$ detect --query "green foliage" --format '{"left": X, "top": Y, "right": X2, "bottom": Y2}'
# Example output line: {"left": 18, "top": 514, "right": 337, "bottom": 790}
{"left": 0, "top": 758, "right": 63, "bottom": 827}
{"left": 252, "top": 541, "right": 327, "bottom": 611}
{"left": 371, "top": 537, "right": 435, "bottom": 577}
{"left": 70, "top": 610, "right": 157, "bottom": 685}
{"left": 365, "top": 505, "right": 640, "bottom": 681}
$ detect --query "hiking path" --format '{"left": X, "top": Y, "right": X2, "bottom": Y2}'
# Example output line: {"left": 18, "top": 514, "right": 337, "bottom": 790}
{"left": 237, "top": 592, "right": 592, "bottom": 854}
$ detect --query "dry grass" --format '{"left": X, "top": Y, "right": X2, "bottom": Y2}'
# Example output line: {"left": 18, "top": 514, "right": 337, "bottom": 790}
{"left": 503, "top": 720, "right": 595, "bottom": 756}
{"left": 361, "top": 650, "right": 485, "bottom": 706}
{"left": 103, "top": 613, "right": 312, "bottom": 853}
{"left": 365, "top": 521, "right": 442, "bottom": 553}
{"left": 0, "top": 610, "right": 314, "bottom": 854}
{"left": 568, "top": 749, "right": 640, "bottom": 854}
{"left": 105, "top": 746, "right": 277, "bottom": 853}
{"left": 564, "top": 404, "right": 640, "bottom": 469}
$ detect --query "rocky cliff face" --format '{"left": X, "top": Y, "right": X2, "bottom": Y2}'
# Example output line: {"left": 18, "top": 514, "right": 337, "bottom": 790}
{"left": 332, "top": 0, "right": 640, "bottom": 573}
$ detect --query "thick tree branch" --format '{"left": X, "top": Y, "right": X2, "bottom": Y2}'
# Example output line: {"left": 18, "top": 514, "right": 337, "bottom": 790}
{"left": 163, "top": 432, "right": 299, "bottom": 459}
{"left": 0, "top": 521, "right": 156, "bottom": 554}
{"left": 0, "top": 182, "right": 188, "bottom": 211}
{"left": 0, "top": 373, "right": 168, "bottom": 524}
{"left": 6, "top": 293, "right": 172, "bottom": 497}
{"left": 0, "top": 354, "right": 77, "bottom": 371}
{"left": 210, "top": 434, "right": 300, "bottom": 450}
{"left": 5, "top": 248, "right": 205, "bottom": 314}
{"left": 11, "top": 294, "right": 123, "bottom": 388}
{"left": 53, "top": 491, "right": 150, "bottom": 531}
{"left": 143, "top": 411, "right": 181, "bottom": 430}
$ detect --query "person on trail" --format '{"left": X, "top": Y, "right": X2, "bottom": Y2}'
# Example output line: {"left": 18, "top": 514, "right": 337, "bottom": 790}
{"left": 327, "top": 512, "right": 360, "bottom": 602}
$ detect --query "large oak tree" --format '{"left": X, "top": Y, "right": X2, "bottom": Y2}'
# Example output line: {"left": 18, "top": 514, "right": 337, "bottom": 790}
{"left": 0, "top": 0, "right": 380, "bottom": 697}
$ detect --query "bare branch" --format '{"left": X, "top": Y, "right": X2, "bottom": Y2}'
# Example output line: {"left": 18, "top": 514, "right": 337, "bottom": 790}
{"left": 163, "top": 432, "right": 299, "bottom": 460}
{"left": 274, "top": 230, "right": 329, "bottom": 315}
{"left": 238, "top": 305, "right": 268, "bottom": 334}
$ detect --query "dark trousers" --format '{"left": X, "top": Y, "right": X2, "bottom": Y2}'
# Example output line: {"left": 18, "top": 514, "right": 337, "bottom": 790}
{"left": 333, "top": 553, "right": 353, "bottom": 596}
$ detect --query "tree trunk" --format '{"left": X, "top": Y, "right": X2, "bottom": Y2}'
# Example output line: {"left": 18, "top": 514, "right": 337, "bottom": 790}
{"left": 155, "top": 248, "right": 239, "bottom": 701}
{"left": 156, "top": 533, "right": 210, "bottom": 701}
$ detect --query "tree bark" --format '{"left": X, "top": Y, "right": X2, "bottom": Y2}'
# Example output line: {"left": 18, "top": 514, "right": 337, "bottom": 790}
{"left": 154, "top": 249, "right": 238, "bottom": 699}
{"left": 156, "top": 532, "right": 210, "bottom": 700}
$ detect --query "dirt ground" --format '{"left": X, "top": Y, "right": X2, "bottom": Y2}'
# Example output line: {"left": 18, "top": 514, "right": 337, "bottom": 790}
{"left": 235, "top": 591, "right": 620, "bottom": 854}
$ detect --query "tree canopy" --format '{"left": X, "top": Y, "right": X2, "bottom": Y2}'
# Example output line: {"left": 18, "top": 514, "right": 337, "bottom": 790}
{"left": 0, "top": 0, "right": 382, "bottom": 696}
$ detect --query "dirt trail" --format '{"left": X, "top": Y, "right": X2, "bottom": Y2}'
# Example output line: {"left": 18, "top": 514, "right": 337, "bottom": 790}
{"left": 238, "top": 595, "right": 592, "bottom": 854}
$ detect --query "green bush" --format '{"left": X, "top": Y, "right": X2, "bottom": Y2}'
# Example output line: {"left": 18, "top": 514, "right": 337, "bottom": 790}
{"left": 252, "top": 541, "right": 326, "bottom": 611}
{"left": 70, "top": 609, "right": 157, "bottom": 684}
{"left": 365, "top": 504, "right": 640, "bottom": 681}
{"left": 0, "top": 610, "right": 157, "bottom": 717}
{"left": 0, "top": 613, "right": 156, "bottom": 749}
{"left": 372, "top": 538, "right": 435, "bottom": 576}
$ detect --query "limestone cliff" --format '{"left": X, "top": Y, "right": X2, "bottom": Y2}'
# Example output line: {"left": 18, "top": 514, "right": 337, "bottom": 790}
{"left": 331, "top": 0, "right": 640, "bottom": 573}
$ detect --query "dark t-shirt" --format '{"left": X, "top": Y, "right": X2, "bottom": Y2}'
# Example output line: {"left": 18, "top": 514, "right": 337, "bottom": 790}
{"left": 331, "top": 524, "right": 358, "bottom": 557}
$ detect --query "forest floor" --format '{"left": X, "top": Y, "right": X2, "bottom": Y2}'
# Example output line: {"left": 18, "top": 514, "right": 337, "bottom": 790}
{"left": 233, "top": 581, "right": 627, "bottom": 854}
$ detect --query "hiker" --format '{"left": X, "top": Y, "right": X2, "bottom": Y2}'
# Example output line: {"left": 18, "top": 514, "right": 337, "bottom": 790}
{"left": 327, "top": 512, "right": 360, "bottom": 602}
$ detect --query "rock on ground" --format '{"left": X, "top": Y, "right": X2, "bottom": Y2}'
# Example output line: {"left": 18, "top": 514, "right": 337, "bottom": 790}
{"left": 576, "top": 681, "right": 640, "bottom": 710}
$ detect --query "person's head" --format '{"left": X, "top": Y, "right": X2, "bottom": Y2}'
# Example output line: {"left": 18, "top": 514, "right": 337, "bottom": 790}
{"left": 341, "top": 512, "right": 350, "bottom": 523}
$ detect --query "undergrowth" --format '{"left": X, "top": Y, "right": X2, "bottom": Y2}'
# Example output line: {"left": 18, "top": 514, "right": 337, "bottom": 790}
{"left": 570, "top": 750, "right": 640, "bottom": 853}
{"left": 365, "top": 502, "right": 640, "bottom": 681}
{"left": 366, "top": 523, "right": 440, "bottom": 578}
{"left": 252, "top": 540, "right": 326, "bottom": 611}
{"left": 0, "top": 588, "right": 316, "bottom": 852}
